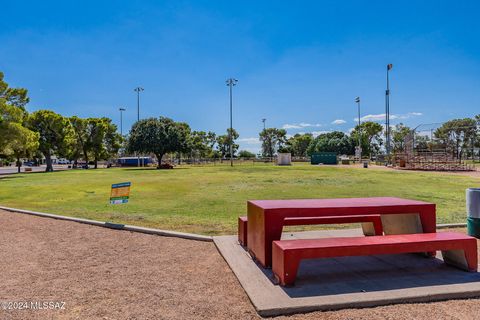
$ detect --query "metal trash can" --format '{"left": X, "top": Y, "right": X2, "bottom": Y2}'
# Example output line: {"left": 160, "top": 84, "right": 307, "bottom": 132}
{"left": 363, "top": 161, "right": 368, "bottom": 168}
{"left": 467, "top": 188, "right": 480, "bottom": 238}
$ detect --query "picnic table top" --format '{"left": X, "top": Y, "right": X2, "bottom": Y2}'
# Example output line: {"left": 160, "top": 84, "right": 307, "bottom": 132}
{"left": 248, "top": 197, "right": 434, "bottom": 210}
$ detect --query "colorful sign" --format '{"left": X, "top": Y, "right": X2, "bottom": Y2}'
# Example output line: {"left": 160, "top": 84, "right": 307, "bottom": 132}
{"left": 110, "top": 182, "right": 131, "bottom": 204}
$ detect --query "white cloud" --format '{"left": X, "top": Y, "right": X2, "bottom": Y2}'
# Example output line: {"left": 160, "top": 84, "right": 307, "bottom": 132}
{"left": 354, "top": 112, "right": 423, "bottom": 122}
{"left": 237, "top": 137, "right": 261, "bottom": 145}
{"left": 331, "top": 119, "right": 346, "bottom": 125}
{"left": 282, "top": 122, "right": 322, "bottom": 130}
{"left": 282, "top": 124, "right": 302, "bottom": 129}
{"left": 299, "top": 122, "right": 313, "bottom": 127}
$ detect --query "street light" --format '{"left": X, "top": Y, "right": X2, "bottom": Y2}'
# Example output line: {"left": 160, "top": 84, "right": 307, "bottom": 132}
{"left": 355, "top": 97, "right": 361, "bottom": 159}
{"left": 262, "top": 118, "right": 266, "bottom": 131}
{"left": 226, "top": 78, "right": 238, "bottom": 167}
{"left": 134, "top": 87, "right": 144, "bottom": 167}
{"left": 119, "top": 107, "right": 126, "bottom": 136}
{"left": 385, "top": 64, "right": 393, "bottom": 162}
{"left": 134, "top": 87, "right": 144, "bottom": 122}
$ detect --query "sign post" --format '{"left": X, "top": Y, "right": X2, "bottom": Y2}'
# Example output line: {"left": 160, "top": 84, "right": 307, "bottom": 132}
{"left": 110, "top": 182, "right": 131, "bottom": 204}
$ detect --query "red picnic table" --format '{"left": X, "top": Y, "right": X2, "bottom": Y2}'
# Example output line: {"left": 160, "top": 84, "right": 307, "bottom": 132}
{"left": 247, "top": 197, "right": 436, "bottom": 267}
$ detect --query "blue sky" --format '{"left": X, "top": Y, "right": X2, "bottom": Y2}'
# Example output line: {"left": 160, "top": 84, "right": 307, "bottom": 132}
{"left": 1, "top": 1, "right": 479, "bottom": 153}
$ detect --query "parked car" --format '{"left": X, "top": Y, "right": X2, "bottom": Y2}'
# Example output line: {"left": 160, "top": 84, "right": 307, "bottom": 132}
{"left": 57, "top": 159, "right": 70, "bottom": 165}
{"left": 23, "top": 161, "right": 34, "bottom": 167}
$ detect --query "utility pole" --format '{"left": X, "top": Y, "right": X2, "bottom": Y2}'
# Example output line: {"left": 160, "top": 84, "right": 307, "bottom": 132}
{"left": 386, "top": 64, "right": 393, "bottom": 163}
{"left": 262, "top": 118, "right": 266, "bottom": 131}
{"left": 119, "top": 107, "right": 126, "bottom": 136}
{"left": 226, "top": 78, "right": 238, "bottom": 167}
{"left": 355, "top": 96, "right": 361, "bottom": 160}
{"left": 134, "top": 87, "right": 144, "bottom": 167}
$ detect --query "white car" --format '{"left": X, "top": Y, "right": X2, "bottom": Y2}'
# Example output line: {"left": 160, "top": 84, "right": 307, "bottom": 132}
{"left": 57, "top": 159, "right": 70, "bottom": 165}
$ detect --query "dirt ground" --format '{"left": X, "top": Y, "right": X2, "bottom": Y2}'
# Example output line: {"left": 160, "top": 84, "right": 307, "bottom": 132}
{"left": 346, "top": 163, "right": 480, "bottom": 179}
{"left": 1, "top": 210, "right": 480, "bottom": 320}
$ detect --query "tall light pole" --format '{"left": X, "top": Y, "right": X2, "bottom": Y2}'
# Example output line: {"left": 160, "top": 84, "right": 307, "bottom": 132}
{"left": 355, "top": 96, "right": 361, "bottom": 159}
{"left": 119, "top": 107, "right": 126, "bottom": 136}
{"left": 134, "top": 87, "right": 144, "bottom": 121}
{"left": 134, "top": 87, "right": 144, "bottom": 167}
{"left": 262, "top": 118, "right": 266, "bottom": 131}
{"left": 226, "top": 78, "right": 238, "bottom": 167}
{"left": 385, "top": 64, "right": 393, "bottom": 162}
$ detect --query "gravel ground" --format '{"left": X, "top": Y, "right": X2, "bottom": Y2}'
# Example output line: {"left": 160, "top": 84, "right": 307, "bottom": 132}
{"left": 1, "top": 210, "right": 480, "bottom": 320}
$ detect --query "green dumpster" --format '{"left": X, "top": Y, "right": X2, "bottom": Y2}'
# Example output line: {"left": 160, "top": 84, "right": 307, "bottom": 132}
{"left": 311, "top": 152, "right": 338, "bottom": 165}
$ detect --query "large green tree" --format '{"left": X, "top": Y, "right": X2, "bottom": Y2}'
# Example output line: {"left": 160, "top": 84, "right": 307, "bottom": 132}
{"left": 0, "top": 72, "right": 39, "bottom": 170}
{"left": 88, "top": 118, "right": 122, "bottom": 168}
{"left": 28, "top": 110, "right": 75, "bottom": 172}
{"left": 286, "top": 133, "right": 313, "bottom": 157}
{"left": 434, "top": 118, "right": 477, "bottom": 158}
{"left": 259, "top": 128, "right": 287, "bottom": 158}
{"left": 216, "top": 128, "right": 239, "bottom": 159}
{"left": 8, "top": 124, "right": 39, "bottom": 172}
{"left": 189, "top": 130, "right": 215, "bottom": 159}
{"left": 69, "top": 117, "right": 123, "bottom": 168}
{"left": 350, "top": 121, "right": 384, "bottom": 157}
{"left": 238, "top": 150, "right": 256, "bottom": 158}
{"left": 391, "top": 123, "right": 412, "bottom": 153}
{"left": 0, "top": 72, "right": 29, "bottom": 110}
{"left": 69, "top": 116, "right": 89, "bottom": 166}
{"left": 307, "top": 131, "right": 355, "bottom": 155}
{"left": 0, "top": 104, "right": 25, "bottom": 156}
{"left": 127, "top": 117, "right": 190, "bottom": 168}
{"left": 0, "top": 72, "right": 34, "bottom": 159}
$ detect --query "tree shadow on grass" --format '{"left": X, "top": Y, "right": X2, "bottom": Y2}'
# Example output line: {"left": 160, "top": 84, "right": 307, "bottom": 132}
{"left": 0, "top": 175, "right": 25, "bottom": 180}
{"left": 122, "top": 167, "right": 191, "bottom": 171}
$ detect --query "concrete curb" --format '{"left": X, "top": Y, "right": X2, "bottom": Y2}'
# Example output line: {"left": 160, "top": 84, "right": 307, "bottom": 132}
{"left": 0, "top": 206, "right": 213, "bottom": 242}
{"left": 437, "top": 223, "right": 467, "bottom": 229}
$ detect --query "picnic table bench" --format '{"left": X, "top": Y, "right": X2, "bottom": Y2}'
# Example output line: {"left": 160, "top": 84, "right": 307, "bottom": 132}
{"left": 272, "top": 232, "right": 478, "bottom": 286}
{"left": 238, "top": 214, "right": 383, "bottom": 246}
{"left": 247, "top": 197, "right": 436, "bottom": 267}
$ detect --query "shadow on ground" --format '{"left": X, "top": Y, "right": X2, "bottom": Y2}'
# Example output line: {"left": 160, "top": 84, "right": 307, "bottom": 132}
{"left": 258, "top": 253, "right": 480, "bottom": 298}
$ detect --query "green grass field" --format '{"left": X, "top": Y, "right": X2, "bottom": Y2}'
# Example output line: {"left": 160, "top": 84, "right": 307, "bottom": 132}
{"left": 0, "top": 163, "right": 478, "bottom": 235}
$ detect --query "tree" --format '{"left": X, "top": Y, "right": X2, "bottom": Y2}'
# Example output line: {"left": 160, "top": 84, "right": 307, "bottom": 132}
{"left": 69, "top": 116, "right": 88, "bottom": 167}
{"left": 206, "top": 131, "right": 217, "bottom": 151}
{"left": 307, "top": 131, "right": 355, "bottom": 155}
{"left": 189, "top": 131, "right": 215, "bottom": 159}
{"left": 0, "top": 104, "right": 25, "bottom": 157}
{"left": 238, "top": 150, "right": 256, "bottom": 158}
{"left": 8, "top": 123, "right": 39, "bottom": 172}
{"left": 69, "top": 117, "right": 123, "bottom": 168}
{"left": 391, "top": 123, "right": 412, "bottom": 153}
{"left": 286, "top": 133, "right": 313, "bottom": 157}
{"left": 0, "top": 72, "right": 32, "bottom": 159}
{"left": 127, "top": 117, "right": 190, "bottom": 168}
{"left": 259, "top": 128, "right": 287, "bottom": 158}
{"left": 88, "top": 118, "right": 123, "bottom": 168}
{"left": 0, "top": 72, "right": 29, "bottom": 110}
{"left": 28, "top": 110, "right": 75, "bottom": 172}
{"left": 216, "top": 128, "right": 239, "bottom": 159}
{"left": 350, "top": 121, "right": 384, "bottom": 157}
{"left": 434, "top": 118, "right": 477, "bottom": 158}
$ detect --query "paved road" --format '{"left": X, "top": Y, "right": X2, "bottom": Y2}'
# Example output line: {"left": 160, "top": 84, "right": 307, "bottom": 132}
{"left": 0, "top": 165, "right": 70, "bottom": 175}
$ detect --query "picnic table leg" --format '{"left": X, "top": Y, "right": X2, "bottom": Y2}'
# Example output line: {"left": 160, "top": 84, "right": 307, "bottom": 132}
{"left": 247, "top": 205, "right": 284, "bottom": 268}
{"left": 262, "top": 218, "right": 284, "bottom": 268}
{"left": 441, "top": 240, "right": 478, "bottom": 272}
{"left": 419, "top": 206, "right": 437, "bottom": 257}
{"left": 272, "top": 243, "right": 300, "bottom": 286}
